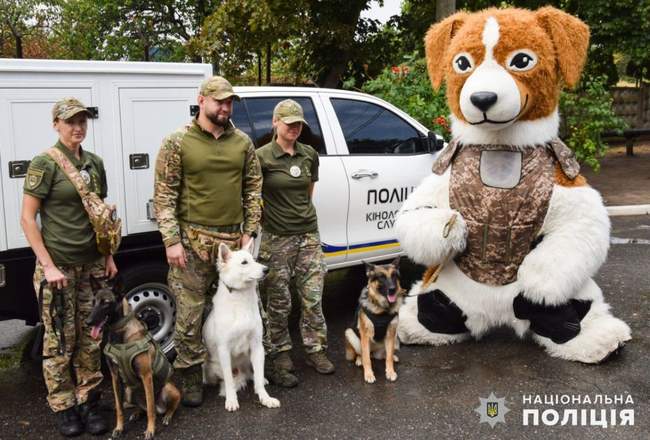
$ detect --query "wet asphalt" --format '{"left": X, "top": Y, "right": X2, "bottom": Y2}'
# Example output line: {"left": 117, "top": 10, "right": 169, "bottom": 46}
{"left": 0, "top": 215, "right": 648, "bottom": 440}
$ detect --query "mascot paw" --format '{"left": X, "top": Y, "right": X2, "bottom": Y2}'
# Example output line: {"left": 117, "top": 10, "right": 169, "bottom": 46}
{"left": 531, "top": 304, "right": 632, "bottom": 364}
{"left": 395, "top": 208, "right": 467, "bottom": 266}
{"left": 397, "top": 287, "right": 471, "bottom": 346}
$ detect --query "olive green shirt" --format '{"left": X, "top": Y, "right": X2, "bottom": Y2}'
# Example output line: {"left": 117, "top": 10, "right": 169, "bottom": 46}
{"left": 23, "top": 141, "right": 107, "bottom": 266}
{"left": 256, "top": 139, "right": 319, "bottom": 236}
{"left": 154, "top": 119, "right": 262, "bottom": 247}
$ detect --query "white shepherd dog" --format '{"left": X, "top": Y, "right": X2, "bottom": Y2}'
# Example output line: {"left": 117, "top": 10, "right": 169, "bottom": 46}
{"left": 203, "top": 241, "right": 280, "bottom": 411}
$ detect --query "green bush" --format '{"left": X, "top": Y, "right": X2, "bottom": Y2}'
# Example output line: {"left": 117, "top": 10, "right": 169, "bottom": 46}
{"left": 559, "top": 76, "right": 627, "bottom": 171}
{"left": 363, "top": 57, "right": 626, "bottom": 171}
{"left": 361, "top": 54, "right": 451, "bottom": 140}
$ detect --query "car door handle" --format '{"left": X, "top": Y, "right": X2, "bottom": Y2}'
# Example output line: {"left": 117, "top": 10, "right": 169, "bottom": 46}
{"left": 351, "top": 169, "right": 378, "bottom": 179}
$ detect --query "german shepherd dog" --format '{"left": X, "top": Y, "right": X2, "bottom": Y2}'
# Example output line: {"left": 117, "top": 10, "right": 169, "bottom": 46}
{"left": 86, "top": 276, "right": 180, "bottom": 439}
{"left": 345, "top": 258, "right": 406, "bottom": 383}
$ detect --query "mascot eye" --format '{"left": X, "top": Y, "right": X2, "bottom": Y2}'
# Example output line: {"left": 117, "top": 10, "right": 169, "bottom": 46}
{"left": 241, "top": 260, "right": 248, "bottom": 265}
{"left": 452, "top": 53, "right": 474, "bottom": 74}
{"left": 507, "top": 50, "right": 538, "bottom": 72}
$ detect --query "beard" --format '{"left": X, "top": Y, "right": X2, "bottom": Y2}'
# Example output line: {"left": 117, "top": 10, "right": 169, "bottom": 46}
{"left": 205, "top": 110, "right": 230, "bottom": 128}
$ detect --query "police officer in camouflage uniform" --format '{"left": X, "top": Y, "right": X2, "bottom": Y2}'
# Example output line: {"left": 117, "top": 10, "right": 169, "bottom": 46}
{"left": 153, "top": 76, "right": 262, "bottom": 407}
{"left": 21, "top": 98, "right": 116, "bottom": 437}
{"left": 256, "top": 99, "right": 334, "bottom": 387}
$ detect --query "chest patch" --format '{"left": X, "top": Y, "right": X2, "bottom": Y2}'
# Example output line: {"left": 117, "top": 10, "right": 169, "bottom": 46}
{"left": 479, "top": 150, "right": 522, "bottom": 189}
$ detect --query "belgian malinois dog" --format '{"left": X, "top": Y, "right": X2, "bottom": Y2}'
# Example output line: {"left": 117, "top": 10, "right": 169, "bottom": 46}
{"left": 86, "top": 276, "right": 180, "bottom": 439}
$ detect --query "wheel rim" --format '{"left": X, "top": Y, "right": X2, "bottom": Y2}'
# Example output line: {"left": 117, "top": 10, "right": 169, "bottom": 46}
{"left": 125, "top": 282, "right": 176, "bottom": 353}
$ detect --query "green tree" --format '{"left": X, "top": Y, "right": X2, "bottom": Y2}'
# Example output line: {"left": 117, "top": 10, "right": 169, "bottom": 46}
{"left": 0, "top": 0, "right": 51, "bottom": 58}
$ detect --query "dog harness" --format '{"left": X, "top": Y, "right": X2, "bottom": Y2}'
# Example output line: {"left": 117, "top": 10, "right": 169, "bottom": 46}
{"left": 103, "top": 327, "right": 172, "bottom": 391}
{"left": 432, "top": 138, "right": 580, "bottom": 286}
{"left": 352, "top": 305, "right": 397, "bottom": 342}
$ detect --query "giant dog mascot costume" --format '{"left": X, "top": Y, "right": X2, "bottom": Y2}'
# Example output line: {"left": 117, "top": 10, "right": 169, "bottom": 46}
{"left": 395, "top": 7, "right": 631, "bottom": 363}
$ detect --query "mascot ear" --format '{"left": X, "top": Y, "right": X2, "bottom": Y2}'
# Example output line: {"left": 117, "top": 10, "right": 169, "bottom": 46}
{"left": 424, "top": 11, "right": 468, "bottom": 91}
{"left": 535, "top": 6, "right": 590, "bottom": 89}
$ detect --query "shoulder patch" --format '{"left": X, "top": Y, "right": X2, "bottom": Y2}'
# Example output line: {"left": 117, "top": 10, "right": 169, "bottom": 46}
{"left": 554, "top": 163, "right": 587, "bottom": 187}
{"left": 26, "top": 168, "right": 44, "bottom": 190}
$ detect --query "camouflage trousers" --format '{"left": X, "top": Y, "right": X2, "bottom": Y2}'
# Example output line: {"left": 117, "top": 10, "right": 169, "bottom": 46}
{"left": 258, "top": 230, "right": 328, "bottom": 355}
{"left": 168, "top": 227, "right": 240, "bottom": 370}
{"left": 33, "top": 258, "right": 106, "bottom": 412}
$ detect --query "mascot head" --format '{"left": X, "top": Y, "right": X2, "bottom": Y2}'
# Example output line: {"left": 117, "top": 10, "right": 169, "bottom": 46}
{"left": 425, "top": 7, "right": 589, "bottom": 145}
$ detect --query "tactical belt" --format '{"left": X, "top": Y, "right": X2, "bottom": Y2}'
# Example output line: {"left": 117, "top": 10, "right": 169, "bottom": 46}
{"left": 180, "top": 221, "right": 241, "bottom": 234}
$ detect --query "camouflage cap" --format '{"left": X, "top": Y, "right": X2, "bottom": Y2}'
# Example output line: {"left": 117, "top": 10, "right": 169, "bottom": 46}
{"left": 199, "top": 76, "right": 240, "bottom": 101}
{"left": 52, "top": 97, "right": 92, "bottom": 122}
{"left": 273, "top": 99, "right": 308, "bottom": 125}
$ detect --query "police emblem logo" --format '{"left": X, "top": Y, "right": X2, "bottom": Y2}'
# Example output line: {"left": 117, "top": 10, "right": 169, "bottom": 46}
{"left": 487, "top": 402, "right": 498, "bottom": 418}
{"left": 475, "top": 392, "right": 509, "bottom": 428}
{"left": 26, "top": 168, "right": 44, "bottom": 189}
{"left": 289, "top": 165, "right": 301, "bottom": 178}
{"left": 80, "top": 169, "right": 91, "bottom": 185}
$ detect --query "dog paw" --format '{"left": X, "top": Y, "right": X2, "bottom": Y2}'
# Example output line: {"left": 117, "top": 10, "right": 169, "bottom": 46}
{"left": 144, "top": 430, "right": 155, "bottom": 440}
{"left": 111, "top": 428, "right": 123, "bottom": 439}
{"left": 364, "top": 372, "right": 376, "bottom": 384}
{"left": 386, "top": 370, "right": 398, "bottom": 382}
{"left": 162, "top": 414, "right": 172, "bottom": 426}
{"left": 260, "top": 396, "right": 281, "bottom": 408}
{"left": 355, "top": 357, "right": 362, "bottom": 367}
{"left": 393, "top": 354, "right": 399, "bottom": 363}
{"left": 225, "top": 398, "right": 240, "bottom": 412}
{"left": 128, "top": 411, "right": 142, "bottom": 422}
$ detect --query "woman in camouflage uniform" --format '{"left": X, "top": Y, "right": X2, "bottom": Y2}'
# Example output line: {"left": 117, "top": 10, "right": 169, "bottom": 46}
{"left": 256, "top": 99, "right": 334, "bottom": 387}
{"left": 20, "top": 98, "right": 116, "bottom": 437}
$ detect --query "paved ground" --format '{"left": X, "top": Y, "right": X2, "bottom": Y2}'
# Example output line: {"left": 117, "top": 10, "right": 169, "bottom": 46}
{"left": 0, "top": 215, "right": 648, "bottom": 440}
{"left": 582, "top": 142, "right": 650, "bottom": 206}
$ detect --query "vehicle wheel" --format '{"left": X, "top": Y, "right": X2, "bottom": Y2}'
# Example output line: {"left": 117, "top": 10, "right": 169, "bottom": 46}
{"left": 119, "top": 265, "right": 176, "bottom": 354}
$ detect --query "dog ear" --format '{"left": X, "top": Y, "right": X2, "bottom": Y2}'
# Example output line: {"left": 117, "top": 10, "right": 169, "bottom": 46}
{"left": 218, "top": 242, "right": 231, "bottom": 264}
{"left": 424, "top": 11, "right": 468, "bottom": 90}
{"left": 109, "top": 276, "right": 125, "bottom": 299}
{"left": 242, "top": 238, "right": 254, "bottom": 254}
{"left": 364, "top": 261, "right": 374, "bottom": 278}
{"left": 535, "top": 6, "right": 590, "bottom": 89}
{"left": 391, "top": 256, "right": 401, "bottom": 269}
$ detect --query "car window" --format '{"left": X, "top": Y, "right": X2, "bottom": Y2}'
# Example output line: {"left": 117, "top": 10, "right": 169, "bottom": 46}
{"left": 331, "top": 98, "right": 426, "bottom": 155}
{"left": 232, "top": 97, "right": 326, "bottom": 154}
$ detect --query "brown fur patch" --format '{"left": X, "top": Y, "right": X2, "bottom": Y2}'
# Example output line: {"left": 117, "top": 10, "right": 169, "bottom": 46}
{"left": 555, "top": 163, "right": 587, "bottom": 187}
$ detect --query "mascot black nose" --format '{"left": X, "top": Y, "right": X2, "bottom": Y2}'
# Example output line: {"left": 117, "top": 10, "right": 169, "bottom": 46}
{"left": 470, "top": 91, "right": 498, "bottom": 112}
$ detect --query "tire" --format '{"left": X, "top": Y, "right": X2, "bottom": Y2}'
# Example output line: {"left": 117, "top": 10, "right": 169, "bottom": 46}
{"left": 118, "top": 264, "right": 176, "bottom": 354}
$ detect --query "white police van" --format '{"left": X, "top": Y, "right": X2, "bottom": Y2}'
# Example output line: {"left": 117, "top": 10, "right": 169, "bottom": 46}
{"left": 0, "top": 59, "right": 442, "bottom": 351}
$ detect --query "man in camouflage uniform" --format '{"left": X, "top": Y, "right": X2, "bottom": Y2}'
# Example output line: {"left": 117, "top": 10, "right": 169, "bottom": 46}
{"left": 256, "top": 99, "right": 334, "bottom": 387}
{"left": 154, "top": 76, "right": 262, "bottom": 407}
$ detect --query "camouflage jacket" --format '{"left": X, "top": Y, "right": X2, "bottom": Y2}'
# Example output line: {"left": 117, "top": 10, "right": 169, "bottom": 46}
{"left": 153, "top": 119, "right": 262, "bottom": 247}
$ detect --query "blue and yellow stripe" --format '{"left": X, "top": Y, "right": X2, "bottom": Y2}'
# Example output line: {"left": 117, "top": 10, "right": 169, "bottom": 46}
{"left": 322, "top": 239, "right": 400, "bottom": 257}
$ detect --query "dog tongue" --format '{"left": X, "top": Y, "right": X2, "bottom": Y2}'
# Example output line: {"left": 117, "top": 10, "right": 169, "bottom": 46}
{"left": 90, "top": 318, "right": 106, "bottom": 340}
{"left": 387, "top": 293, "right": 397, "bottom": 303}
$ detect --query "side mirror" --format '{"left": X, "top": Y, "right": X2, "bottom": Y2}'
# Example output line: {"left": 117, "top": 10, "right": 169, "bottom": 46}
{"left": 427, "top": 131, "right": 445, "bottom": 152}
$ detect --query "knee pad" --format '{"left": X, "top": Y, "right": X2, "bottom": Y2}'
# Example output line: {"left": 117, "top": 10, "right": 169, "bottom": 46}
{"left": 417, "top": 289, "right": 469, "bottom": 334}
{"left": 513, "top": 293, "right": 592, "bottom": 344}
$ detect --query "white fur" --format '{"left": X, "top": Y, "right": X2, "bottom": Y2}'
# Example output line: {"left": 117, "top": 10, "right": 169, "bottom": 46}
{"left": 517, "top": 184, "right": 611, "bottom": 305}
{"left": 203, "top": 242, "right": 280, "bottom": 411}
{"left": 395, "top": 171, "right": 467, "bottom": 267}
{"left": 450, "top": 110, "right": 560, "bottom": 146}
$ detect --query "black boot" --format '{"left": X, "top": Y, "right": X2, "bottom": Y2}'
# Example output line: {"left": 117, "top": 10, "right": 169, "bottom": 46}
{"left": 56, "top": 407, "right": 83, "bottom": 437}
{"left": 78, "top": 393, "right": 109, "bottom": 435}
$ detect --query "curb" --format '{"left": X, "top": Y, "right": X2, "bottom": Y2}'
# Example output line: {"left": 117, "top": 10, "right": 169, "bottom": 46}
{"left": 606, "top": 204, "right": 650, "bottom": 216}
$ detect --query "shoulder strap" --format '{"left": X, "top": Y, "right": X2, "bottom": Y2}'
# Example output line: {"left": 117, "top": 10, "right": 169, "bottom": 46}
{"left": 46, "top": 148, "right": 90, "bottom": 197}
{"left": 432, "top": 139, "right": 461, "bottom": 175}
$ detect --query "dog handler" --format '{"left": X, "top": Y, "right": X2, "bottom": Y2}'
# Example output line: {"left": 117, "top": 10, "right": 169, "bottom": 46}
{"left": 154, "top": 76, "right": 262, "bottom": 407}
{"left": 21, "top": 98, "right": 117, "bottom": 437}
{"left": 257, "top": 99, "right": 334, "bottom": 387}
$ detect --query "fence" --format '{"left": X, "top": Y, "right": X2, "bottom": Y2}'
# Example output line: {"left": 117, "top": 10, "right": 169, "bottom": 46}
{"left": 611, "top": 85, "right": 650, "bottom": 129}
